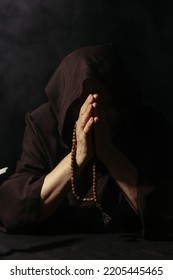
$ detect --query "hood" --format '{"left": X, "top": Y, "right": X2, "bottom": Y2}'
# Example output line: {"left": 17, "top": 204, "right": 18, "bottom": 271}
{"left": 45, "top": 44, "right": 141, "bottom": 139}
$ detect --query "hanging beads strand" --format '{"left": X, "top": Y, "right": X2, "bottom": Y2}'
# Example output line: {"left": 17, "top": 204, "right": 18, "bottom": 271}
{"left": 70, "top": 122, "right": 112, "bottom": 225}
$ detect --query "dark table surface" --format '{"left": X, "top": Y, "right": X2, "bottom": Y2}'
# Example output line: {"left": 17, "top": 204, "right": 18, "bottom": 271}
{"left": 0, "top": 232, "right": 172, "bottom": 260}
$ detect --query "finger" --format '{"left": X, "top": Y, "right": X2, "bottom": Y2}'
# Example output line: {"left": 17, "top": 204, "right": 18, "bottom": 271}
{"left": 92, "top": 102, "right": 98, "bottom": 117}
{"left": 83, "top": 117, "right": 94, "bottom": 135}
{"left": 79, "top": 103, "right": 93, "bottom": 130}
{"left": 94, "top": 116, "right": 101, "bottom": 132}
{"left": 80, "top": 94, "right": 94, "bottom": 116}
{"left": 93, "top": 93, "right": 99, "bottom": 101}
{"left": 94, "top": 116, "right": 99, "bottom": 123}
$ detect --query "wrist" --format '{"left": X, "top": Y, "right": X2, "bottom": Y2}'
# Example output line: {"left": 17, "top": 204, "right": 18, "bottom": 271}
{"left": 75, "top": 151, "right": 90, "bottom": 172}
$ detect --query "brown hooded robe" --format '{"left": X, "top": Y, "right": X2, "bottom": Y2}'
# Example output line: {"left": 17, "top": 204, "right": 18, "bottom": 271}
{"left": 0, "top": 44, "right": 173, "bottom": 240}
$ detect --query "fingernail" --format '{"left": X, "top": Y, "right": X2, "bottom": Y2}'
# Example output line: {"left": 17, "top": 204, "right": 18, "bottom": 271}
{"left": 93, "top": 93, "right": 98, "bottom": 99}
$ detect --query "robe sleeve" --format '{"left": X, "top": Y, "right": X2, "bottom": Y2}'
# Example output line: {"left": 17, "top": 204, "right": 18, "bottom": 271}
{"left": 0, "top": 113, "right": 50, "bottom": 233}
{"left": 137, "top": 113, "right": 173, "bottom": 240}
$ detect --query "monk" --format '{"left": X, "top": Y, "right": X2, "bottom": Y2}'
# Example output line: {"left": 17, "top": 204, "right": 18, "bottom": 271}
{"left": 0, "top": 44, "right": 173, "bottom": 240}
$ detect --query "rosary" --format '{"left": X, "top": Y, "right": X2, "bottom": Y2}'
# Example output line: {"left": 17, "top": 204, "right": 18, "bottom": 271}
{"left": 71, "top": 123, "right": 112, "bottom": 226}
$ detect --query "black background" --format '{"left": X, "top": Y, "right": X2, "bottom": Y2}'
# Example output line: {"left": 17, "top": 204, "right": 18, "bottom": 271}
{"left": 0, "top": 0, "right": 173, "bottom": 177}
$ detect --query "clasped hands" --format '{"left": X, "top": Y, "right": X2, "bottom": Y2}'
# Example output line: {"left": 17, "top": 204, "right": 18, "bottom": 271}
{"left": 75, "top": 93, "right": 115, "bottom": 168}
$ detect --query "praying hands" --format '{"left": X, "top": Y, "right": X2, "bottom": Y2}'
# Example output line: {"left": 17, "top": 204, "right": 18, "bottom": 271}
{"left": 75, "top": 93, "right": 138, "bottom": 211}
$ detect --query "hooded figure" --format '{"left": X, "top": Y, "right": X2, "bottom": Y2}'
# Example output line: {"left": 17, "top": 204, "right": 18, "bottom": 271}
{"left": 0, "top": 44, "right": 173, "bottom": 240}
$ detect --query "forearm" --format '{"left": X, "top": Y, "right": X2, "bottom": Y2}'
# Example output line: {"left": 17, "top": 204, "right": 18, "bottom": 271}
{"left": 103, "top": 145, "right": 138, "bottom": 212}
{"left": 39, "top": 153, "right": 72, "bottom": 220}
{"left": 39, "top": 150, "right": 89, "bottom": 221}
